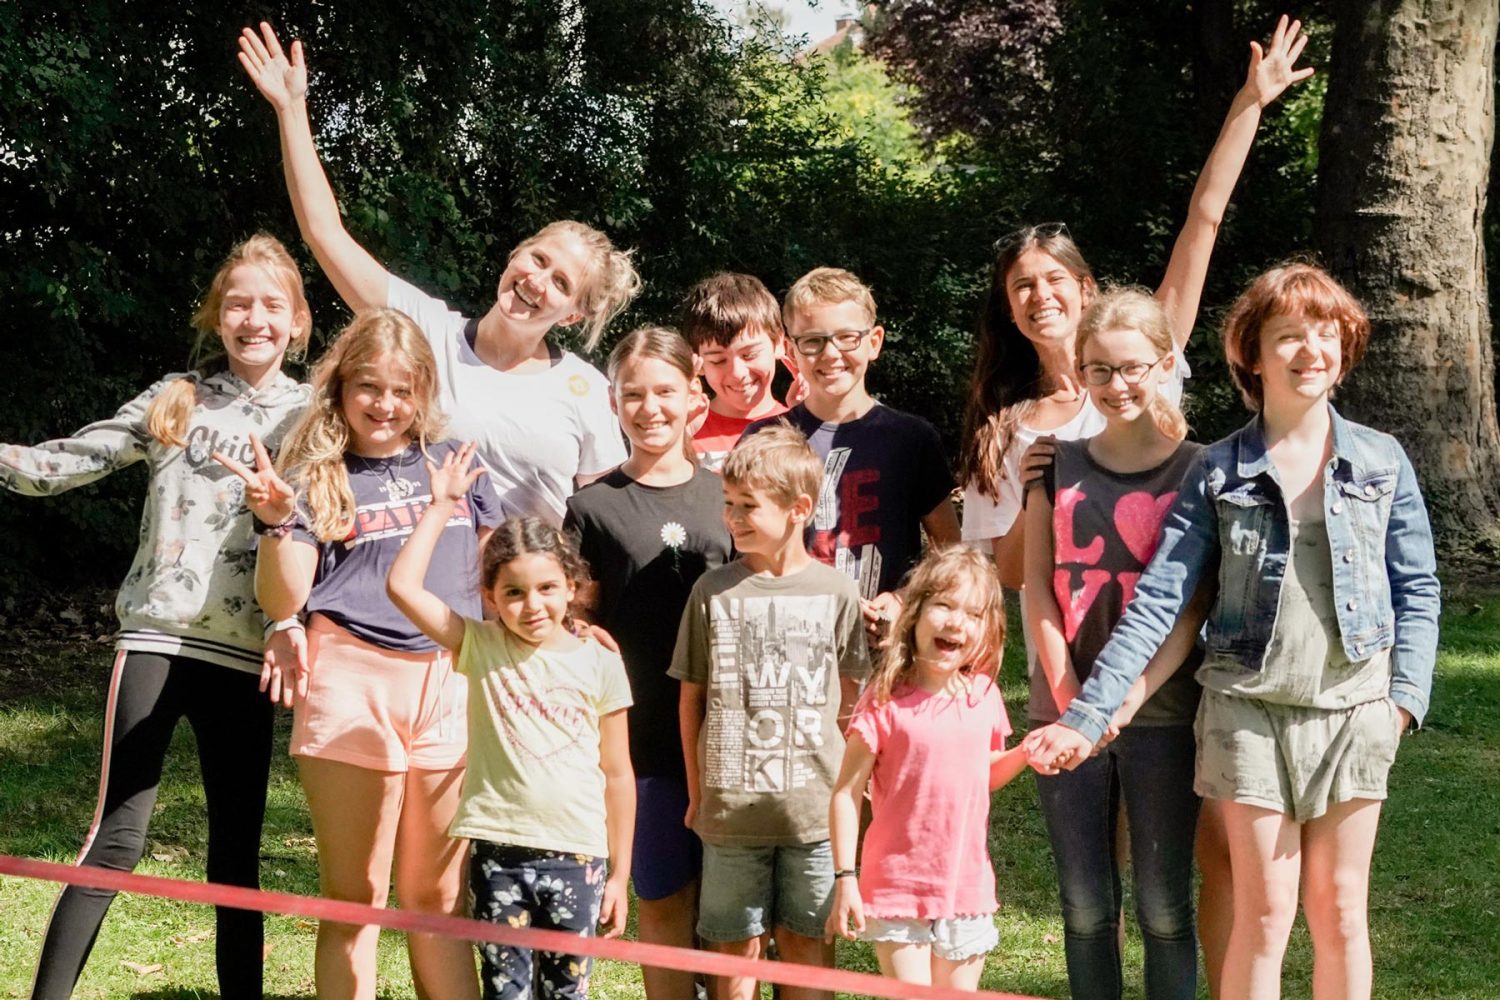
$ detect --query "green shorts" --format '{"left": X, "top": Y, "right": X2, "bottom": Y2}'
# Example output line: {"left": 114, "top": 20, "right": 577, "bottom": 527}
{"left": 1194, "top": 690, "right": 1399, "bottom": 822}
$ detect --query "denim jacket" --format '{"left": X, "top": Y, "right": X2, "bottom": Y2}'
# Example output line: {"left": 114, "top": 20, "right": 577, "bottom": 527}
{"left": 1058, "top": 406, "right": 1440, "bottom": 745}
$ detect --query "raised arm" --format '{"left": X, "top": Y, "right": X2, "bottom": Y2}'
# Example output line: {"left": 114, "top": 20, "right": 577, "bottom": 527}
{"left": 386, "top": 444, "right": 487, "bottom": 652}
{"left": 238, "top": 23, "right": 390, "bottom": 311}
{"left": 212, "top": 434, "right": 317, "bottom": 620}
{"left": 1156, "top": 14, "right": 1314, "bottom": 346}
{"left": 1023, "top": 484, "right": 1082, "bottom": 715}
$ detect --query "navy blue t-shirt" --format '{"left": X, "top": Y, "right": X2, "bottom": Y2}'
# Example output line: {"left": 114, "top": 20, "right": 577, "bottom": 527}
{"left": 744, "top": 403, "right": 955, "bottom": 598}
{"left": 289, "top": 440, "right": 505, "bottom": 652}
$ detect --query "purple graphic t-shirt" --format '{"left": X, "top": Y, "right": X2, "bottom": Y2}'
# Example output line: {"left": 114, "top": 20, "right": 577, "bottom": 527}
{"left": 1037, "top": 437, "right": 1203, "bottom": 725}
{"left": 289, "top": 440, "right": 504, "bottom": 652}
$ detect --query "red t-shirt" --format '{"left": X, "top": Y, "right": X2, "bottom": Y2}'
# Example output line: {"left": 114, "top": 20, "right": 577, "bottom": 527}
{"left": 691, "top": 403, "right": 788, "bottom": 472}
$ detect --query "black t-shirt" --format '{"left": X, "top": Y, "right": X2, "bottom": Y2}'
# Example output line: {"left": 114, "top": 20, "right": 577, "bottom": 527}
{"left": 564, "top": 466, "right": 732, "bottom": 777}
{"left": 744, "top": 403, "right": 956, "bottom": 598}
{"left": 1040, "top": 437, "right": 1203, "bottom": 725}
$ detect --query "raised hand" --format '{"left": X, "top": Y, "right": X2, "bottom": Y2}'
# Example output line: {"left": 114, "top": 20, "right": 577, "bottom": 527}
{"left": 1245, "top": 14, "right": 1315, "bottom": 109}
{"left": 426, "top": 442, "right": 487, "bottom": 504}
{"left": 237, "top": 21, "right": 307, "bottom": 112}
{"left": 214, "top": 433, "right": 297, "bottom": 526}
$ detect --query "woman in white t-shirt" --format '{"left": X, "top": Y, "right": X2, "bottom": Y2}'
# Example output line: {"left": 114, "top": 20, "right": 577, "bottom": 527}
{"left": 238, "top": 23, "right": 639, "bottom": 525}
{"left": 957, "top": 18, "right": 1313, "bottom": 998}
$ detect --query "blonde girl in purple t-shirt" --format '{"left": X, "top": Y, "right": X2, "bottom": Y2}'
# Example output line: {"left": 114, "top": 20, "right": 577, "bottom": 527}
{"left": 825, "top": 547, "right": 1029, "bottom": 990}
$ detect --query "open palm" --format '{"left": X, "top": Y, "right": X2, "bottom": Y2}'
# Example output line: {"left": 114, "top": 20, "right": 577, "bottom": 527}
{"left": 237, "top": 21, "right": 306, "bottom": 111}
{"left": 1246, "top": 14, "right": 1315, "bottom": 108}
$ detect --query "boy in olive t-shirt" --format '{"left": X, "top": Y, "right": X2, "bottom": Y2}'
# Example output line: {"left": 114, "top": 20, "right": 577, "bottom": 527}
{"left": 670, "top": 425, "right": 869, "bottom": 998}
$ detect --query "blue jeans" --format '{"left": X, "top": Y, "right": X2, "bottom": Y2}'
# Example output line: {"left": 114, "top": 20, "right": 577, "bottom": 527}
{"left": 1035, "top": 724, "right": 1199, "bottom": 1000}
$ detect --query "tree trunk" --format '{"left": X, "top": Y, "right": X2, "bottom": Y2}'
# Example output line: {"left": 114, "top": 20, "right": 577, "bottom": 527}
{"left": 1317, "top": 0, "right": 1500, "bottom": 555}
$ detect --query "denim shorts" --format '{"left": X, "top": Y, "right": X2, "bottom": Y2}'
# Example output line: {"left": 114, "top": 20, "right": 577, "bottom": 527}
{"left": 697, "top": 841, "right": 834, "bottom": 942}
{"left": 860, "top": 914, "right": 999, "bottom": 961}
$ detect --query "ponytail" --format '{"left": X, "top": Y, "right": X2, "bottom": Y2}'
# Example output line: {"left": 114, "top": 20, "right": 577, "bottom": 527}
{"left": 514, "top": 221, "right": 642, "bottom": 352}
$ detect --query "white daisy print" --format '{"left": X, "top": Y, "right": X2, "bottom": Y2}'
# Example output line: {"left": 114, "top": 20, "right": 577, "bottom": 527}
{"left": 660, "top": 521, "right": 687, "bottom": 549}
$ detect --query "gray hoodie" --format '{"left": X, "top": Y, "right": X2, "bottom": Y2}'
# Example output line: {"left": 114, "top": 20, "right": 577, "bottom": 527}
{"left": 0, "top": 370, "right": 310, "bottom": 672}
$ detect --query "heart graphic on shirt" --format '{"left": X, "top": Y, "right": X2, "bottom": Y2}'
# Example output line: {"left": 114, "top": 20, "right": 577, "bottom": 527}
{"left": 1114, "top": 491, "right": 1177, "bottom": 565}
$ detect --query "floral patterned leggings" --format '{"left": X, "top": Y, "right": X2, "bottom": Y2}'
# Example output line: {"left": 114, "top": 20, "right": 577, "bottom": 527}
{"left": 469, "top": 841, "right": 604, "bottom": 999}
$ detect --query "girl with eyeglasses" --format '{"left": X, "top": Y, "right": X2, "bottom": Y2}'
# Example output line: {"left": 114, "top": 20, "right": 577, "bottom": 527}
{"left": 1022, "top": 288, "right": 1211, "bottom": 1000}
{"left": 957, "top": 17, "right": 1313, "bottom": 995}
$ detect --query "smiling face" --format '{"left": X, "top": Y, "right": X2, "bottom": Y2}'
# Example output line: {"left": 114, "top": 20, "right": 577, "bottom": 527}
{"left": 340, "top": 352, "right": 418, "bottom": 457}
{"left": 1079, "top": 325, "right": 1173, "bottom": 426}
{"left": 721, "top": 480, "right": 808, "bottom": 557}
{"left": 489, "top": 551, "right": 577, "bottom": 648}
{"left": 912, "top": 579, "right": 987, "bottom": 680}
{"left": 785, "top": 300, "right": 883, "bottom": 405}
{"left": 216, "top": 263, "right": 303, "bottom": 385}
{"left": 496, "top": 231, "right": 592, "bottom": 331}
{"left": 1004, "top": 247, "right": 1088, "bottom": 349}
{"left": 697, "top": 326, "right": 781, "bottom": 418}
{"left": 1255, "top": 311, "right": 1343, "bottom": 411}
{"left": 612, "top": 355, "right": 692, "bottom": 458}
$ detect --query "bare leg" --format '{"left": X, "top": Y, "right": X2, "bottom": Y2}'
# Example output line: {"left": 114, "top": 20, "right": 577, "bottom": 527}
{"left": 298, "top": 757, "right": 404, "bottom": 1000}
{"left": 1197, "top": 798, "right": 1234, "bottom": 1000}
{"left": 706, "top": 936, "right": 761, "bottom": 1000}
{"left": 874, "top": 941, "right": 933, "bottom": 985}
{"left": 932, "top": 952, "right": 986, "bottom": 991}
{"left": 639, "top": 881, "right": 701, "bottom": 1000}
{"left": 392, "top": 766, "right": 477, "bottom": 1000}
{"left": 1300, "top": 798, "right": 1383, "bottom": 1000}
{"left": 773, "top": 928, "right": 833, "bottom": 1000}
{"left": 1219, "top": 801, "right": 1302, "bottom": 1000}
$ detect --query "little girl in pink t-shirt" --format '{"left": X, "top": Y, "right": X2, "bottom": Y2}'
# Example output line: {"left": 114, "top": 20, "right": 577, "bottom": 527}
{"left": 826, "top": 546, "right": 1030, "bottom": 989}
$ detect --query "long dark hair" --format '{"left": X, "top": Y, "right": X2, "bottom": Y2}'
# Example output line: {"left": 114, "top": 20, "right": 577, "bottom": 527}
{"left": 958, "top": 225, "right": 1095, "bottom": 500}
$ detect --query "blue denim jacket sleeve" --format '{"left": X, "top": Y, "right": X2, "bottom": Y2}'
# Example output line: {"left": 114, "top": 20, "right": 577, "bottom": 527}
{"left": 1058, "top": 455, "right": 1220, "bottom": 744}
{"left": 1384, "top": 444, "right": 1440, "bottom": 726}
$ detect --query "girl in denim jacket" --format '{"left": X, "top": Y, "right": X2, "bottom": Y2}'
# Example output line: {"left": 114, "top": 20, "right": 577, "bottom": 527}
{"left": 1026, "top": 264, "right": 1441, "bottom": 1000}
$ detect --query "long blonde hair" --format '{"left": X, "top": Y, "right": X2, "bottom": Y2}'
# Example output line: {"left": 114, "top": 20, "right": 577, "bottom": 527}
{"left": 1075, "top": 287, "right": 1187, "bottom": 443}
{"left": 513, "top": 221, "right": 641, "bottom": 351}
{"left": 866, "top": 547, "right": 1006, "bottom": 707}
{"left": 277, "top": 308, "right": 445, "bottom": 541}
{"left": 145, "top": 234, "right": 311, "bottom": 447}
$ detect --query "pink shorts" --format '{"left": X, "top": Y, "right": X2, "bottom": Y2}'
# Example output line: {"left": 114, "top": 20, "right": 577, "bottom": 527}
{"left": 291, "top": 615, "right": 467, "bottom": 771}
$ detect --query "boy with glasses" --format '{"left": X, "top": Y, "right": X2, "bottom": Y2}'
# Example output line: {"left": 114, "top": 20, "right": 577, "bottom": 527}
{"left": 745, "top": 267, "right": 961, "bottom": 639}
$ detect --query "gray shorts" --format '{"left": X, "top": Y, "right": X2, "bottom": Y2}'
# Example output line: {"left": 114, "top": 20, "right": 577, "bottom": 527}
{"left": 697, "top": 841, "right": 834, "bottom": 942}
{"left": 1194, "top": 690, "right": 1399, "bottom": 822}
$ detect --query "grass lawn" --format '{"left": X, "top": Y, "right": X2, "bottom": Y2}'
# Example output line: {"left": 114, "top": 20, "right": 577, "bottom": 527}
{"left": 2, "top": 586, "right": 1498, "bottom": 999}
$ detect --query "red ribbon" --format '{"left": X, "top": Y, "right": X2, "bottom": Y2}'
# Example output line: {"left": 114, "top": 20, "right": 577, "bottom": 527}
{"left": 0, "top": 854, "right": 1046, "bottom": 999}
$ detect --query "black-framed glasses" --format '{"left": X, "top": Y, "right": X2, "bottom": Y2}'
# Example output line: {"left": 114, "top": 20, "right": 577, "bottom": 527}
{"left": 993, "top": 221, "right": 1071, "bottom": 254}
{"left": 1078, "top": 357, "right": 1165, "bottom": 386}
{"left": 789, "top": 328, "right": 872, "bottom": 357}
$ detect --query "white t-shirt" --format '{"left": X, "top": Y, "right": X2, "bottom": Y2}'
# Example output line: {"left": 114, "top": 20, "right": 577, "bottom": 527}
{"left": 388, "top": 275, "right": 626, "bottom": 525}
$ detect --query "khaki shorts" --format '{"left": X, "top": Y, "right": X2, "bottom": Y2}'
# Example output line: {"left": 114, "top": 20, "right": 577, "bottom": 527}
{"left": 291, "top": 615, "right": 467, "bottom": 771}
{"left": 1194, "top": 689, "right": 1399, "bottom": 822}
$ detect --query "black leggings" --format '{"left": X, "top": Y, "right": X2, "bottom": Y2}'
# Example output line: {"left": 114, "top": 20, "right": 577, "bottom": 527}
{"left": 29, "top": 650, "right": 273, "bottom": 1000}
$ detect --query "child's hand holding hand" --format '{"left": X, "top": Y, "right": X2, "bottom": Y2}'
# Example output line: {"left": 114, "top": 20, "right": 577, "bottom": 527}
{"left": 1024, "top": 722, "right": 1094, "bottom": 775}
{"left": 214, "top": 433, "right": 297, "bottom": 527}
{"left": 426, "top": 442, "right": 487, "bottom": 504}
{"left": 599, "top": 871, "right": 629, "bottom": 938}
{"left": 1244, "top": 14, "right": 1315, "bottom": 109}
{"left": 825, "top": 876, "right": 865, "bottom": 943}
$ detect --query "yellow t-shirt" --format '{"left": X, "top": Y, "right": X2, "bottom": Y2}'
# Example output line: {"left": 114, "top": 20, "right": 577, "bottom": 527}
{"left": 450, "top": 619, "right": 633, "bottom": 857}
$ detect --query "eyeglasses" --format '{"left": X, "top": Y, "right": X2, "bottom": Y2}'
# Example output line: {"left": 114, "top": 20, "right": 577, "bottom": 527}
{"left": 789, "top": 328, "right": 872, "bottom": 358}
{"left": 1078, "top": 357, "right": 1165, "bottom": 386}
{"left": 993, "top": 221, "right": 1071, "bottom": 254}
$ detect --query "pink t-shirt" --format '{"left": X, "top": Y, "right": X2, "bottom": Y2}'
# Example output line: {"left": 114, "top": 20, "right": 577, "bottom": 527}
{"left": 847, "top": 675, "right": 1012, "bottom": 919}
